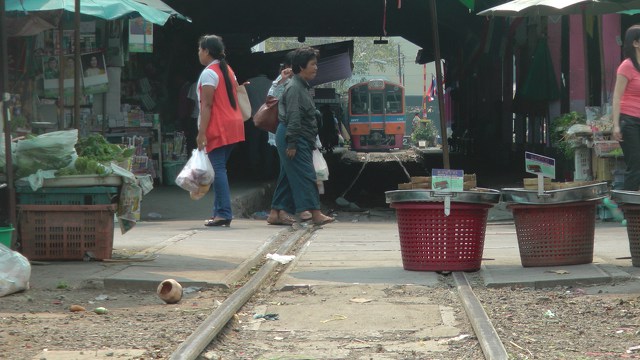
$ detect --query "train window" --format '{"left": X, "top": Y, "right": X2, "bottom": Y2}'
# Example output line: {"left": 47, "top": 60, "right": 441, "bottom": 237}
{"left": 351, "top": 94, "right": 368, "bottom": 114}
{"left": 387, "top": 101, "right": 400, "bottom": 113}
{"left": 371, "top": 94, "right": 383, "bottom": 114}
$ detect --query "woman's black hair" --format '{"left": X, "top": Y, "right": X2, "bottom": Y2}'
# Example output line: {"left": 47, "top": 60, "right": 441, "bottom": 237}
{"left": 291, "top": 47, "right": 319, "bottom": 74}
{"left": 279, "top": 50, "right": 296, "bottom": 71}
{"left": 623, "top": 25, "right": 640, "bottom": 72}
{"left": 199, "top": 34, "right": 236, "bottom": 109}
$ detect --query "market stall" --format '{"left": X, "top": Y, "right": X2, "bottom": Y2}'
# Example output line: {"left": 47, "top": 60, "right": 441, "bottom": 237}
{"left": 0, "top": 0, "right": 188, "bottom": 259}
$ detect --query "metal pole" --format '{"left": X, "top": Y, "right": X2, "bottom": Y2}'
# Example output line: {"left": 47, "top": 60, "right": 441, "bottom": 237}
{"left": 429, "top": 0, "right": 450, "bottom": 169}
{"left": 58, "top": 20, "right": 65, "bottom": 128}
{"left": 0, "top": 0, "right": 18, "bottom": 238}
{"left": 74, "top": 0, "right": 81, "bottom": 129}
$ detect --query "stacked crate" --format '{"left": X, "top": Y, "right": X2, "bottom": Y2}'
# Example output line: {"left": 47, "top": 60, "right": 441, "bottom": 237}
{"left": 16, "top": 185, "right": 119, "bottom": 260}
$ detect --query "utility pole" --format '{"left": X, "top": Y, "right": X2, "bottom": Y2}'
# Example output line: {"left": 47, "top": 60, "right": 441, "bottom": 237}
{"left": 397, "top": 44, "right": 402, "bottom": 85}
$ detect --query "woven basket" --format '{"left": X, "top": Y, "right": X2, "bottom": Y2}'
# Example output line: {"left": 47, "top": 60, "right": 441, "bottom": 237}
{"left": 509, "top": 201, "right": 596, "bottom": 267}
{"left": 621, "top": 204, "right": 640, "bottom": 267}
{"left": 390, "top": 202, "right": 491, "bottom": 271}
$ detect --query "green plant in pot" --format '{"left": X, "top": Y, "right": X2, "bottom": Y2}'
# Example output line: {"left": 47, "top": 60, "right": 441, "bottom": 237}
{"left": 551, "top": 111, "right": 587, "bottom": 160}
{"left": 411, "top": 120, "right": 437, "bottom": 147}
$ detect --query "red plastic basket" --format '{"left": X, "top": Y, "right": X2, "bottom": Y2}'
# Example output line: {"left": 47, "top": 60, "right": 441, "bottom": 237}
{"left": 509, "top": 201, "right": 596, "bottom": 267}
{"left": 621, "top": 204, "right": 640, "bottom": 267}
{"left": 390, "top": 202, "right": 491, "bottom": 271}
{"left": 18, "top": 204, "right": 116, "bottom": 261}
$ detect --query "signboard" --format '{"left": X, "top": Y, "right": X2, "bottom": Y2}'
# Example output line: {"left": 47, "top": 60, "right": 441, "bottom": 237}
{"left": 128, "top": 17, "right": 153, "bottom": 53}
{"left": 525, "top": 152, "right": 555, "bottom": 179}
{"left": 432, "top": 169, "right": 464, "bottom": 192}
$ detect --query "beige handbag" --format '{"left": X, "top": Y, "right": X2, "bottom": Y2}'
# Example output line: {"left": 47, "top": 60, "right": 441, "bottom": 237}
{"left": 237, "top": 85, "right": 252, "bottom": 121}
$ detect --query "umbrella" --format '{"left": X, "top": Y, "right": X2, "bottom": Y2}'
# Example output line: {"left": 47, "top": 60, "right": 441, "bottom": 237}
{"left": 477, "top": 0, "right": 640, "bottom": 17}
{"left": 5, "top": 0, "right": 188, "bottom": 25}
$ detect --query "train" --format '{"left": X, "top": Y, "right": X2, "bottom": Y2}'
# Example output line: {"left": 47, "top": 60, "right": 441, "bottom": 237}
{"left": 347, "top": 79, "right": 405, "bottom": 151}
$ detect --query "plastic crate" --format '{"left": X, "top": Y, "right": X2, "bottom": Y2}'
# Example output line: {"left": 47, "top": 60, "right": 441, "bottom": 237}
{"left": 592, "top": 156, "right": 624, "bottom": 182}
{"left": 163, "top": 161, "right": 187, "bottom": 186}
{"left": 509, "top": 201, "right": 596, "bottom": 267}
{"left": 390, "top": 202, "right": 491, "bottom": 271}
{"left": 0, "top": 227, "right": 13, "bottom": 248}
{"left": 16, "top": 186, "right": 119, "bottom": 205}
{"left": 18, "top": 204, "right": 116, "bottom": 261}
{"left": 621, "top": 204, "right": 640, "bottom": 267}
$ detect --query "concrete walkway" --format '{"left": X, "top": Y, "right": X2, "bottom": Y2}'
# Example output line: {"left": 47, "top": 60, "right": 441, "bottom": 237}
{"left": 25, "top": 183, "right": 640, "bottom": 294}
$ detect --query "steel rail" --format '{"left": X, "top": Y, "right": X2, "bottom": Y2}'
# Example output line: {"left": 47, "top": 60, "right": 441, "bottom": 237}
{"left": 453, "top": 272, "right": 509, "bottom": 360}
{"left": 169, "top": 228, "right": 310, "bottom": 360}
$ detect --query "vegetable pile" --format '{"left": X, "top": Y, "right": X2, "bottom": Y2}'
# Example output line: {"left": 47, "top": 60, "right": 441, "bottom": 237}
{"left": 57, "top": 134, "right": 134, "bottom": 176}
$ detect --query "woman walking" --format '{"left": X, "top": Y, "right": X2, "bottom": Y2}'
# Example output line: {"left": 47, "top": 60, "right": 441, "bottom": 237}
{"left": 613, "top": 25, "right": 640, "bottom": 191}
{"left": 196, "top": 35, "right": 245, "bottom": 227}
{"left": 270, "top": 47, "right": 334, "bottom": 226}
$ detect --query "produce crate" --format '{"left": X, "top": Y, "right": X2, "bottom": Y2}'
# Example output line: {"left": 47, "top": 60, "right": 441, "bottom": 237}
{"left": 390, "top": 202, "right": 491, "bottom": 271}
{"left": 16, "top": 186, "right": 119, "bottom": 205}
{"left": 18, "top": 204, "right": 116, "bottom": 261}
{"left": 509, "top": 201, "right": 596, "bottom": 267}
{"left": 592, "top": 156, "right": 624, "bottom": 182}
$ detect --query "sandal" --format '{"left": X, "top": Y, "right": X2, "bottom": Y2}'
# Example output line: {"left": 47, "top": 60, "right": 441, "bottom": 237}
{"left": 300, "top": 211, "right": 312, "bottom": 222}
{"left": 267, "top": 213, "right": 296, "bottom": 226}
{"left": 313, "top": 216, "right": 335, "bottom": 226}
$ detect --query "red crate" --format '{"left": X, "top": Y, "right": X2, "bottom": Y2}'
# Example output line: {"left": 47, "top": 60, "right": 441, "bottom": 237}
{"left": 509, "top": 201, "right": 596, "bottom": 267}
{"left": 18, "top": 204, "right": 116, "bottom": 261}
{"left": 621, "top": 204, "right": 640, "bottom": 267}
{"left": 390, "top": 202, "right": 491, "bottom": 272}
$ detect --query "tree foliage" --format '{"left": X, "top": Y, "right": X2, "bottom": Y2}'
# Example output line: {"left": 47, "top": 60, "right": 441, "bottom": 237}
{"left": 264, "top": 37, "right": 400, "bottom": 92}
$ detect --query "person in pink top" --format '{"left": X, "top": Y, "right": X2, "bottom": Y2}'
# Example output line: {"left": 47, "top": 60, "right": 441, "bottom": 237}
{"left": 196, "top": 35, "right": 245, "bottom": 227}
{"left": 613, "top": 25, "right": 640, "bottom": 191}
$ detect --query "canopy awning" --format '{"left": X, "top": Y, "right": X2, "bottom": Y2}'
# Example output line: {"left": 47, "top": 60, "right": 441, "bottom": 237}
{"left": 5, "top": 0, "right": 189, "bottom": 25}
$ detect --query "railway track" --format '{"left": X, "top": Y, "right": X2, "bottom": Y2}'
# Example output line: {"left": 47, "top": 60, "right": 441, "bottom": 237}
{"left": 168, "top": 226, "right": 509, "bottom": 360}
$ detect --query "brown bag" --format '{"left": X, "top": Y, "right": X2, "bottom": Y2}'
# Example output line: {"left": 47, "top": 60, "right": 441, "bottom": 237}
{"left": 253, "top": 96, "right": 279, "bottom": 133}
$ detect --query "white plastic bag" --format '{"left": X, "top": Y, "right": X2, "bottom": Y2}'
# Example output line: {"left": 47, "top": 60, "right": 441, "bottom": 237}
{"left": 175, "top": 149, "right": 215, "bottom": 200}
{"left": 0, "top": 243, "right": 31, "bottom": 297}
{"left": 313, "top": 149, "right": 329, "bottom": 181}
{"left": 15, "top": 129, "right": 78, "bottom": 178}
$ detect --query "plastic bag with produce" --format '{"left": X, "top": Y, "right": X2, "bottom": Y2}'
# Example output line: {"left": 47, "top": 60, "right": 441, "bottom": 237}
{"left": 175, "top": 149, "right": 214, "bottom": 200}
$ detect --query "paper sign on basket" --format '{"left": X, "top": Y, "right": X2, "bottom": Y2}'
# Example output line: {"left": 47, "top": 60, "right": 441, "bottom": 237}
{"left": 431, "top": 169, "right": 464, "bottom": 192}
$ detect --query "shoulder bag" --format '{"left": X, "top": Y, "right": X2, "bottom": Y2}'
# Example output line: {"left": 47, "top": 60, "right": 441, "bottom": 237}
{"left": 253, "top": 95, "right": 279, "bottom": 133}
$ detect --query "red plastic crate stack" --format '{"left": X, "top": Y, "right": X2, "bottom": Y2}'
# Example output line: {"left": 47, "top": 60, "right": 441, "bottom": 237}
{"left": 18, "top": 204, "right": 116, "bottom": 261}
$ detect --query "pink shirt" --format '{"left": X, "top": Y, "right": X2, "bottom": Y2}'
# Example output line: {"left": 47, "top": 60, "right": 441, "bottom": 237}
{"left": 618, "top": 58, "right": 640, "bottom": 118}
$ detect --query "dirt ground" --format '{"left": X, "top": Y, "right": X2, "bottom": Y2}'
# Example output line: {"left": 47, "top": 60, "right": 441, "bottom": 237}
{"left": 4, "top": 208, "right": 640, "bottom": 360}
{"left": 4, "top": 273, "right": 640, "bottom": 360}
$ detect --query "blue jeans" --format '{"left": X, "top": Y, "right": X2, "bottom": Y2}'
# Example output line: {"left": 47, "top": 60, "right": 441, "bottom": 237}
{"left": 271, "top": 123, "right": 320, "bottom": 214}
{"left": 208, "top": 144, "right": 235, "bottom": 219}
{"left": 620, "top": 114, "right": 640, "bottom": 191}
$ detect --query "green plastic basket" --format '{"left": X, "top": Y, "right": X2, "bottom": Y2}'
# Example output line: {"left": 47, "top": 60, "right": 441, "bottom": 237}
{"left": 16, "top": 186, "right": 119, "bottom": 205}
{"left": 163, "top": 161, "right": 187, "bottom": 186}
{"left": 0, "top": 227, "right": 14, "bottom": 248}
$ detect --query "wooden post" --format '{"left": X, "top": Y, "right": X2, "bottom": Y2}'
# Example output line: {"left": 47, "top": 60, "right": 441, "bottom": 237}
{"left": 0, "top": 0, "right": 18, "bottom": 237}
{"left": 74, "top": 0, "right": 81, "bottom": 129}
{"left": 58, "top": 21, "right": 65, "bottom": 128}
{"left": 429, "top": 0, "right": 450, "bottom": 169}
